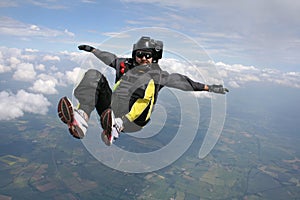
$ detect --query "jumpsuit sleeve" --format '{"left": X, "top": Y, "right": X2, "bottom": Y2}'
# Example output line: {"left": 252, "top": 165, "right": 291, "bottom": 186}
{"left": 160, "top": 71, "right": 206, "bottom": 91}
{"left": 92, "top": 49, "right": 118, "bottom": 69}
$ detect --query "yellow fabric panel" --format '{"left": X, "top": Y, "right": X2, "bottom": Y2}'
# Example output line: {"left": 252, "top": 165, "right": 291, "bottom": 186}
{"left": 126, "top": 99, "right": 150, "bottom": 122}
{"left": 126, "top": 79, "right": 155, "bottom": 122}
{"left": 146, "top": 82, "right": 155, "bottom": 121}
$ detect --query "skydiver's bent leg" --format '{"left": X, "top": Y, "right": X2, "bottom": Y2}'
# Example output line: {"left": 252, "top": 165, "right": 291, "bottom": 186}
{"left": 74, "top": 69, "right": 112, "bottom": 117}
{"left": 58, "top": 69, "right": 112, "bottom": 139}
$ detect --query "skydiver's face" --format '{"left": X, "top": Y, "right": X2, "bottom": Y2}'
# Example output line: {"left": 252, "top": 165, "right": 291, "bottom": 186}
{"left": 135, "top": 50, "right": 153, "bottom": 65}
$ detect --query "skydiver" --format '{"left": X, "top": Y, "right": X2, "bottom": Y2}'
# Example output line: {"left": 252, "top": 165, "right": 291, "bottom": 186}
{"left": 57, "top": 36, "right": 229, "bottom": 146}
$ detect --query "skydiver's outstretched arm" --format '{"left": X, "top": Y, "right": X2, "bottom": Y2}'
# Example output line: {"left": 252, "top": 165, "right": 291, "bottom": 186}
{"left": 160, "top": 70, "right": 228, "bottom": 94}
{"left": 78, "top": 44, "right": 118, "bottom": 69}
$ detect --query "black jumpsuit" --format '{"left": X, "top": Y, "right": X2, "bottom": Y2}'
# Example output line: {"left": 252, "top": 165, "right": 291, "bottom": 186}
{"left": 74, "top": 49, "right": 206, "bottom": 132}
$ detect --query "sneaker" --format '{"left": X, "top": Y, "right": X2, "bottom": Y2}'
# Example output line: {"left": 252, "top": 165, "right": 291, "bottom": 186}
{"left": 100, "top": 108, "right": 123, "bottom": 146}
{"left": 57, "top": 97, "right": 88, "bottom": 139}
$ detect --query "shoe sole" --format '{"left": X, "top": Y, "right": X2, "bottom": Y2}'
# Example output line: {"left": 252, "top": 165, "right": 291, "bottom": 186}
{"left": 58, "top": 97, "right": 73, "bottom": 124}
{"left": 101, "top": 130, "right": 112, "bottom": 146}
{"left": 101, "top": 109, "right": 112, "bottom": 141}
{"left": 57, "top": 97, "right": 84, "bottom": 139}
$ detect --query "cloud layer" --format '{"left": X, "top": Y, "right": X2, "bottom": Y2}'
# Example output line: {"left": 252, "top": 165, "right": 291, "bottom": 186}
{"left": 0, "top": 46, "right": 299, "bottom": 120}
{"left": 160, "top": 58, "right": 300, "bottom": 89}
{"left": 0, "top": 46, "right": 84, "bottom": 120}
{"left": 215, "top": 61, "right": 300, "bottom": 89}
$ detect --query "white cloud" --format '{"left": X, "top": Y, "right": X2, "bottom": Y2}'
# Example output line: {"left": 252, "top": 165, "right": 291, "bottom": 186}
{"left": 102, "top": 32, "right": 131, "bottom": 38}
{"left": 9, "top": 57, "right": 21, "bottom": 68}
{"left": 13, "top": 62, "right": 36, "bottom": 81}
{"left": 30, "top": 79, "right": 57, "bottom": 94}
{"left": 0, "top": 90, "right": 51, "bottom": 121}
{"left": 54, "top": 67, "right": 85, "bottom": 87}
{"left": 160, "top": 58, "right": 300, "bottom": 89}
{"left": 60, "top": 51, "right": 93, "bottom": 64}
{"left": 216, "top": 62, "right": 259, "bottom": 74}
{"left": 160, "top": 58, "right": 216, "bottom": 84}
{"left": 215, "top": 61, "right": 300, "bottom": 89}
{"left": 29, "top": 74, "right": 58, "bottom": 94}
{"left": 0, "top": 64, "right": 11, "bottom": 73}
{"left": 0, "top": 48, "right": 18, "bottom": 72}
{"left": 160, "top": 58, "right": 188, "bottom": 75}
{"left": 25, "top": 48, "right": 39, "bottom": 53}
{"left": 36, "top": 64, "right": 45, "bottom": 71}
{"left": 0, "top": 46, "right": 21, "bottom": 63}
{"left": 30, "top": 24, "right": 40, "bottom": 31}
{"left": 0, "top": 47, "right": 85, "bottom": 103}
{"left": 0, "top": 17, "right": 75, "bottom": 38}
{"left": 66, "top": 67, "right": 85, "bottom": 85}
{"left": 64, "top": 29, "right": 75, "bottom": 37}
{"left": 20, "top": 54, "right": 37, "bottom": 61}
{"left": 54, "top": 71, "right": 66, "bottom": 86}
{"left": 0, "top": 47, "right": 41, "bottom": 74}
{"left": 151, "top": 58, "right": 300, "bottom": 91}
{"left": 42, "top": 55, "right": 61, "bottom": 61}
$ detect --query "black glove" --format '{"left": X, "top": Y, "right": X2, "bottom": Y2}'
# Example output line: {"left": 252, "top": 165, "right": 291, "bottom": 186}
{"left": 78, "top": 45, "right": 95, "bottom": 52}
{"left": 208, "top": 84, "right": 229, "bottom": 94}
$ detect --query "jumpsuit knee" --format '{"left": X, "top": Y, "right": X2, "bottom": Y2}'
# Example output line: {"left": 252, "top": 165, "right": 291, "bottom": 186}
{"left": 74, "top": 69, "right": 112, "bottom": 117}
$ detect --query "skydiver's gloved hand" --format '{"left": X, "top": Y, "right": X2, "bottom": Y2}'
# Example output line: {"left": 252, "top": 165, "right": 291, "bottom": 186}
{"left": 208, "top": 84, "right": 229, "bottom": 94}
{"left": 78, "top": 45, "right": 95, "bottom": 52}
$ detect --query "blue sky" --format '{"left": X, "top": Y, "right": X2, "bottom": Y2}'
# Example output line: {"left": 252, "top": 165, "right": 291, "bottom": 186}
{"left": 0, "top": 0, "right": 300, "bottom": 121}
{"left": 1, "top": 0, "right": 300, "bottom": 70}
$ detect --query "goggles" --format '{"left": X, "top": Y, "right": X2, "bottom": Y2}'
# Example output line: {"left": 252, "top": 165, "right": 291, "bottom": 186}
{"left": 136, "top": 50, "right": 153, "bottom": 59}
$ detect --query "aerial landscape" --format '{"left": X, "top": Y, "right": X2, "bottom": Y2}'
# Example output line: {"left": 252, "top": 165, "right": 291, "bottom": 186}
{"left": 0, "top": 85, "right": 299, "bottom": 199}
